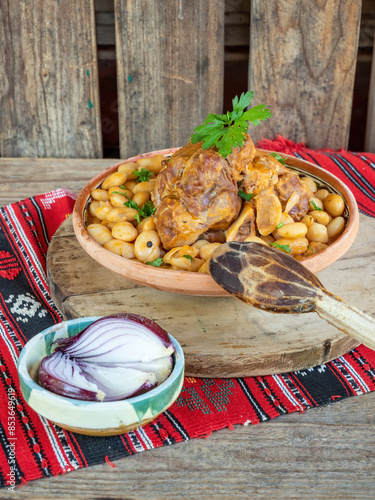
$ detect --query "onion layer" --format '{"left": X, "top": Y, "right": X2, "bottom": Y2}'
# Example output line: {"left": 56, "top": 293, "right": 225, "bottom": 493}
{"left": 39, "top": 314, "right": 175, "bottom": 402}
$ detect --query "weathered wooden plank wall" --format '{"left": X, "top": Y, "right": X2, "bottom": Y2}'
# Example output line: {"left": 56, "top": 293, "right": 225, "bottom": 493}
{"left": 248, "top": 0, "right": 362, "bottom": 150}
{"left": 1, "top": 0, "right": 373, "bottom": 158}
{"left": 0, "top": 0, "right": 102, "bottom": 158}
{"left": 365, "top": 53, "right": 375, "bottom": 151}
{"left": 114, "top": 0, "right": 225, "bottom": 158}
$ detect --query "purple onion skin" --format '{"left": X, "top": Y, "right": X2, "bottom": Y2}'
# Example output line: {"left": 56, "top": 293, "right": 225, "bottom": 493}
{"left": 39, "top": 355, "right": 158, "bottom": 402}
{"left": 39, "top": 356, "right": 100, "bottom": 401}
{"left": 53, "top": 313, "right": 173, "bottom": 352}
{"left": 42, "top": 313, "right": 175, "bottom": 401}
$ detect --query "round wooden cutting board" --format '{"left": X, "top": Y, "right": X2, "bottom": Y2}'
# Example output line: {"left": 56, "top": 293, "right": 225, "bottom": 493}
{"left": 46, "top": 214, "right": 375, "bottom": 378}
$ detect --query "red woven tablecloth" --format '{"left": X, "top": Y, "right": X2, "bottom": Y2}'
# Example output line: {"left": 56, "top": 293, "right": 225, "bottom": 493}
{"left": 1, "top": 142, "right": 374, "bottom": 489}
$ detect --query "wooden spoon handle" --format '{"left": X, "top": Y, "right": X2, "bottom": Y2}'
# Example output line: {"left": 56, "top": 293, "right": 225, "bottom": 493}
{"left": 316, "top": 292, "right": 375, "bottom": 349}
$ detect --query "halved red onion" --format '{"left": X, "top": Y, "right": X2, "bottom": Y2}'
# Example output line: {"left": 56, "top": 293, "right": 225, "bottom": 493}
{"left": 39, "top": 314, "right": 175, "bottom": 402}
{"left": 119, "top": 357, "right": 174, "bottom": 385}
{"left": 53, "top": 313, "right": 174, "bottom": 363}
{"left": 39, "top": 352, "right": 106, "bottom": 401}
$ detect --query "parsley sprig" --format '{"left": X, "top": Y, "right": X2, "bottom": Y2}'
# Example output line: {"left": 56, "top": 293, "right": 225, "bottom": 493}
{"left": 269, "top": 152, "right": 286, "bottom": 165}
{"left": 124, "top": 198, "right": 156, "bottom": 223}
{"left": 133, "top": 168, "right": 153, "bottom": 182}
{"left": 310, "top": 200, "right": 322, "bottom": 211}
{"left": 145, "top": 258, "right": 163, "bottom": 267}
{"left": 271, "top": 242, "right": 291, "bottom": 253}
{"left": 238, "top": 190, "right": 254, "bottom": 202}
{"left": 191, "top": 91, "right": 271, "bottom": 158}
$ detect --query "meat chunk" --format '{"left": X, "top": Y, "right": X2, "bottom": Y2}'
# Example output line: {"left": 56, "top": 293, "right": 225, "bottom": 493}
{"left": 275, "top": 172, "right": 309, "bottom": 221}
{"left": 227, "top": 134, "right": 256, "bottom": 181}
{"left": 226, "top": 202, "right": 256, "bottom": 241}
{"left": 153, "top": 143, "right": 241, "bottom": 249}
{"left": 199, "top": 230, "right": 227, "bottom": 243}
{"left": 238, "top": 151, "right": 286, "bottom": 196}
{"left": 152, "top": 141, "right": 202, "bottom": 207}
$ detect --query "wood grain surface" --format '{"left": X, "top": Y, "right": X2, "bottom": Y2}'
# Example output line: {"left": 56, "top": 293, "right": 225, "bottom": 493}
{"left": 14, "top": 394, "right": 375, "bottom": 499}
{"left": 365, "top": 50, "right": 375, "bottom": 152}
{"left": 114, "top": 0, "right": 224, "bottom": 158}
{"left": 248, "top": 0, "right": 361, "bottom": 150}
{"left": 46, "top": 215, "right": 375, "bottom": 377}
{"left": 0, "top": 0, "right": 102, "bottom": 158}
{"left": 3, "top": 158, "right": 375, "bottom": 499}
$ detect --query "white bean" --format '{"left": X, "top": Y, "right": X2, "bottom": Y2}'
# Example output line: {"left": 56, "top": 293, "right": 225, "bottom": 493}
{"left": 95, "top": 202, "right": 112, "bottom": 220}
{"left": 327, "top": 216, "right": 345, "bottom": 238}
{"left": 277, "top": 222, "right": 308, "bottom": 239}
{"left": 111, "top": 221, "right": 138, "bottom": 242}
{"left": 300, "top": 214, "right": 315, "bottom": 228}
{"left": 273, "top": 237, "right": 309, "bottom": 255}
{"left": 306, "top": 223, "right": 329, "bottom": 243}
{"left": 137, "top": 216, "right": 156, "bottom": 232}
{"left": 132, "top": 180, "right": 156, "bottom": 194}
{"left": 121, "top": 242, "right": 136, "bottom": 259}
{"left": 134, "top": 230, "right": 161, "bottom": 262}
{"left": 106, "top": 207, "right": 138, "bottom": 223}
{"left": 132, "top": 191, "right": 151, "bottom": 207}
{"left": 309, "top": 210, "right": 332, "bottom": 226}
{"left": 104, "top": 239, "right": 128, "bottom": 256}
{"left": 109, "top": 192, "right": 128, "bottom": 208}
{"left": 117, "top": 162, "right": 138, "bottom": 180}
{"left": 91, "top": 189, "right": 108, "bottom": 202}
{"left": 101, "top": 171, "right": 128, "bottom": 190}
{"left": 308, "top": 197, "right": 324, "bottom": 211}
{"left": 324, "top": 194, "right": 345, "bottom": 217}
{"left": 87, "top": 224, "right": 112, "bottom": 245}
{"left": 137, "top": 154, "right": 167, "bottom": 175}
{"left": 89, "top": 200, "right": 100, "bottom": 218}
{"left": 315, "top": 188, "right": 329, "bottom": 201}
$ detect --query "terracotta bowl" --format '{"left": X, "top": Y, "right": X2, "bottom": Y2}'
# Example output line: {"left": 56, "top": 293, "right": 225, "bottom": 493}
{"left": 72, "top": 149, "right": 359, "bottom": 296}
{"left": 17, "top": 316, "right": 185, "bottom": 436}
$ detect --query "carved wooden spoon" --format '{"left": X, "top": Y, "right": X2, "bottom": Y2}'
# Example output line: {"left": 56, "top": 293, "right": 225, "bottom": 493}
{"left": 209, "top": 241, "right": 375, "bottom": 349}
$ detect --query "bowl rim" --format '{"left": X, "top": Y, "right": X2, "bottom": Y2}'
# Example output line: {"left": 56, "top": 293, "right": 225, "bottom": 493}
{"left": 17, "top": 316, "right": 185, "bottom": 407}
{"left": 72, "top": 148, "right": 359, "bottom": 293}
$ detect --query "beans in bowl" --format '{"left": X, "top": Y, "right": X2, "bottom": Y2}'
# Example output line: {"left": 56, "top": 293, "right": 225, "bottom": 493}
{"left": 85, "top": 149, "right": 348, "bottom": 273}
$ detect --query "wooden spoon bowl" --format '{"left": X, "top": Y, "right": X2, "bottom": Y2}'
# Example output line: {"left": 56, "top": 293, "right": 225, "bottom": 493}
{"left": 72, "top": 150, "right": 359, "bottom": 296}
{"left": 209, "top": 241, "right": 375, "bottom": 350}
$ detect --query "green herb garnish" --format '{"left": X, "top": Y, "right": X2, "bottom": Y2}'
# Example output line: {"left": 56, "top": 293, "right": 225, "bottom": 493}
{"left": 124, "top": 197, "right": 156, "bottom": 223}
{"left": 276, "top": 222, "right": 284, "bottom": 229}
{"left": 310, "top": 200, "right": 322, "bottom": 211}
{"left": 191, "top": 91, "right": 271, "bottom": 158}
{"left": 145, "top": 258, "right": 163, "bottom": 267}
{"left": 269, "top": 152, "right": 286, "bottom": 165}
{"left": 111, "top": 185, "right": 129, "bottom": 196}
{"left": 183, "top": 255, "right": 193, "bottom": 261}
{"left": 271, "top": 242, "right": 291, "bottom": 253}
{"left": 124, "top": 198, "right": 139, "bottom": 210}
{"left": 238, "top": 190, "right": 254, "bottom": 202}
{"left": 135, "top": 201, "right": 156, "bottom": 223}
{"left": 133, "top": 168, "right": 153, "bottom": 182}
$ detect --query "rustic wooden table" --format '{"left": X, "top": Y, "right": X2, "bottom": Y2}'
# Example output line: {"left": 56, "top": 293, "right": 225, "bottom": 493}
{"left": 2, "top": 158, "right": 375, "bottom": 500}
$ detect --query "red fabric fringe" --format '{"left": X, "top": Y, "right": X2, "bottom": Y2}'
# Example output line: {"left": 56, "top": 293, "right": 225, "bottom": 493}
{"left": 257, "top": 135, "right": 349, "bottom": 154}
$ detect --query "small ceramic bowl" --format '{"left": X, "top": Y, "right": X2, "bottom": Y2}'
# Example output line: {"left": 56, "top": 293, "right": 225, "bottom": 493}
{"left": 72, "top": 149, "right": 359, "bottom": 296}
{"left": 17, "top": 317, "right": 185, "bottom": 436}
